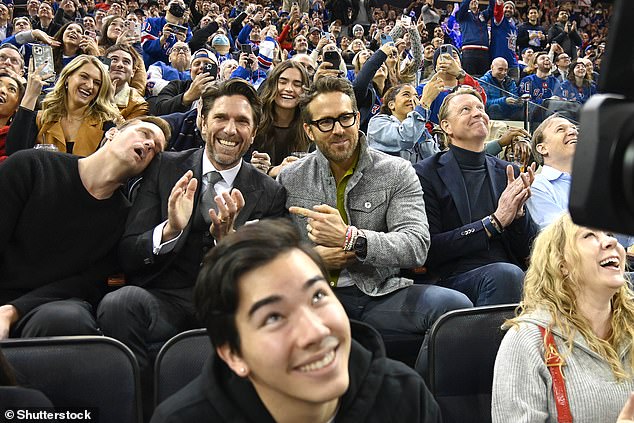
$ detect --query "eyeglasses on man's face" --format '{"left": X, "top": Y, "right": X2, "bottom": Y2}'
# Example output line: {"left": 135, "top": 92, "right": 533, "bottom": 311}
{"left": 309, "top": 112, "right": 357, "bottom": 132}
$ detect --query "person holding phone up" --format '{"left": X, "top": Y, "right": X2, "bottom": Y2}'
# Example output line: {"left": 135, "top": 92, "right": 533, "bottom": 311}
{"left": 141, "top": 0, "right": 192, "bottom": 67}
{"left": 150, "top": 48, "right": 217, "bottom": 115}
{"left": 229, "top": 45, "right": 266, "bottom": 89}
{"left": 415, "top": 44, "right": 487, "bottom": 125}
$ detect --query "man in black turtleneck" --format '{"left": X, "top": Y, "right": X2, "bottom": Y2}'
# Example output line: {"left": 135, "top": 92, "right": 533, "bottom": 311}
{"left": 414, "top": 86, "right": 538, "bottom": 306}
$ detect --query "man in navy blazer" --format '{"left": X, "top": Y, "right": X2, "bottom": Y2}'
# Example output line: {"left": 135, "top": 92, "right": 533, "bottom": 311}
{"left": 414, "top": 86, "right": 538, "bottom": 306}
{"left": 97, "top": 79, "right": 287, "bottom": 377}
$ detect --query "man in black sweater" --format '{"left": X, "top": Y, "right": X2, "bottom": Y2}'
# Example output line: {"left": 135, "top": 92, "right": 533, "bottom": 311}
{"left": 0, "top": 117, "right": 170, "bottom": 339}
{"left": 414, "top": 87, "right": 538, "bottom": 307}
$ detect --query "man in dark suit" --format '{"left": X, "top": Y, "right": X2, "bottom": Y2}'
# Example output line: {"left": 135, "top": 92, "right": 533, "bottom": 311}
{"left": 97, "top": 79, "right": 287, "bottom": 377}
{"left": 414, "top": 86, "right": 538, "bottom": 306}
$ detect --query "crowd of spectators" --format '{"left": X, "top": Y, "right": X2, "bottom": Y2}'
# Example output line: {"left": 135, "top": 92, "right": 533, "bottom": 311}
{"left": 0, "top": 0, "right": 626, "bottom": 420}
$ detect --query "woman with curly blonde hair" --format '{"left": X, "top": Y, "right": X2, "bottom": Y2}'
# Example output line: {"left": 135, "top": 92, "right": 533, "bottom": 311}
{"left": 7, "top": 55, "right": 122, "bottom": 156}
{"left": 492, "top": 213, "right": 634, "bottom": 423}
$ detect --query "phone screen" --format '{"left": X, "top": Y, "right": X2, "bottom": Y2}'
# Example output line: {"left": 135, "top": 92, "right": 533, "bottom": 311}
{"left": 323, "top": 50, "right": 340, "bottom": 69}
{"left": 380, "top": 34, "right": 394, "bottom": 45}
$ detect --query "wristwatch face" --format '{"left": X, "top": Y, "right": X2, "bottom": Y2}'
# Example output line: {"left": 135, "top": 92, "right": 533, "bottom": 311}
{"left": 354, "top": 234, "right": 367, "bottom": 254}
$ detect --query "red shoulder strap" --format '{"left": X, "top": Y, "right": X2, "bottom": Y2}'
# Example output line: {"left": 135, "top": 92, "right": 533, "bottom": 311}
{"left": 538, "top": 326, "right": 574, "bottom": 423}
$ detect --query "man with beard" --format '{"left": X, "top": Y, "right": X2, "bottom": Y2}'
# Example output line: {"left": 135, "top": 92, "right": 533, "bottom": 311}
{"left": 518, "top": 51, "right": 560, "bottom": 105}
{"left": 278, "top": 77, "right": 472, "bottom": 343}
{"left": 146, "top": 41, "right": 191, "bottom": 96}
{"left": 98, "top": 78, "right": 286, "bottom": 384}
{"left": 547, "top": 7, "right": 582, "bottom": 61}
{"left": 517, "top": 5, "right": 546, "bottom": 53}
{"left": 289, "top": 34, "right": 310, "bottom": 57}
{"left": 150, "top": 48, "right": 217, "bottom": 115}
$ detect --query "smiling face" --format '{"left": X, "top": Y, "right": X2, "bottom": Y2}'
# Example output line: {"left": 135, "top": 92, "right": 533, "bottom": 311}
{"left": 491, "top": 58, "right": 508, "bottom": 80}
{"left": 218, "top": 249, "right": 351, "bottom": 410}
{"left": 106, "top": 17, "right": 126, "bottom": 40}
{"left": 28, "top": 0, "right": 40, "bottom": 15}
{"left": 201, "top": 94, "right": 255, "bottom": 170}
{"left": 38, "top": 2, "right": 54, "bottom": 20}
{"left": 389, "top": 85, "right": 417, "bottom": 120}
{"left": 535, "top": 116, "right": 577, "bottom": 169}
{"left": 83, "top": 16, "right": 96, "bottom": 31}
{"left": 572, "top": 61, "right": 587, "bottom": 79}
{"left": 63, "top": 23, "right": 84, "bottom": 47}
{"left": 556, "top": 53, "right": 571, "bottom": 69}
{"left": 527, "top": 8, "right": 538, "bottom": 23}
{"left": 440, "top": 92, "right": 490, "bottom": 150}
{"left": 107, "top": 49, "right": 134, "bottom": 86}
{"left": 535, "top": 52, "right": 552, "bottom": 73}
{"left": 304, "top": 91, "right": 359, "bottom": 165}
{"left": 66, "top": 62, "right": 102, "bottom": 108}
{"left": 503, "top": 3, "right": 514, "bottom": 18}
{"left": 274, "top": 67, "right": 304, "bottom": 111}
{"left": 191, "top": 56, "right": 212, "bottom": 78}
{"left": 0, "top": 76, "right": 21, "bottom": 118}
{"left": 293, "top": 35, "right": 308, "bottom": 53}
{"left": 570, "top": 228, "right": 626, "bottom": 301}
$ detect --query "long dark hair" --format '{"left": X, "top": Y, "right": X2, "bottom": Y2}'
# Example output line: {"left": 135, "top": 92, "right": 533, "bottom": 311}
{"left": 567, "top": 60, "right": 591, "bottom": 89}
{"left": 52, "top": 22, "right": 86, "bottom": 74}
{"left": 98, "top": 16, "right": 125, "bottom": 50}
{"left": 253, "top": 61, "right": 311, "bottom": 156}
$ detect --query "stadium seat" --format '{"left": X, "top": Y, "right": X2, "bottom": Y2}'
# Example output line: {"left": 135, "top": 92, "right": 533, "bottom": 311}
{"left": 153, "top": 329, "right": 212, "bottom": 407}
{"left": 1, "top": 336, "right": 142, "bottom": 423}
{"left": 426, "top": 304, "right": 518, "bottom": 423}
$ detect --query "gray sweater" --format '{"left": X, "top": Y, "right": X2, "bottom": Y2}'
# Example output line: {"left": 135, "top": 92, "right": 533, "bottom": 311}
{"left": 492, "top": 309, "right": 633, "bottom": 423}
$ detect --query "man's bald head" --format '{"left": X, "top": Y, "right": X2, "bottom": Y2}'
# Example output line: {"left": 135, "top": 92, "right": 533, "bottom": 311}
{"left": 491, "top": 57, "right": 509, "bottom": 81}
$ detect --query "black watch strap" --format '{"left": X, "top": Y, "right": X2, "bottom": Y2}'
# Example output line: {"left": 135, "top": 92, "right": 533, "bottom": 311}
{"left": 354, "top": 231, "right": 367, "bottom": 259}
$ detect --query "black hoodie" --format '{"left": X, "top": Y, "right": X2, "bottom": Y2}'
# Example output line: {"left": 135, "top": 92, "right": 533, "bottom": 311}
{"left": 151, "top": 321, "right": 441, "bottom": 423}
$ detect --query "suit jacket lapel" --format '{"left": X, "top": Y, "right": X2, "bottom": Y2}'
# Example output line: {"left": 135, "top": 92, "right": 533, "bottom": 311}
{"left": 438, "top": 150, "right": 472, "bottom": 225}
{"left": 174, "top": 148, "right": 204, "bottom": 251}
{"left": 486, "top": 156, "right": 506, "bottom": 201}
{"left": 233, "top": 161, "right": 262, "bottom": 227}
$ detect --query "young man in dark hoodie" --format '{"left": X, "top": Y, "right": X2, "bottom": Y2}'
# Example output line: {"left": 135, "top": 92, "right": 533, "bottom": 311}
{"left": 151, "top": 220, "right": 442, "bottom": 423}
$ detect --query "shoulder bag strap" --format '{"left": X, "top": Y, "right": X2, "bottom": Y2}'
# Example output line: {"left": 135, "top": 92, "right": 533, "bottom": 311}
{"left": 538, "top": 326, "right": 574, "bottom": 423}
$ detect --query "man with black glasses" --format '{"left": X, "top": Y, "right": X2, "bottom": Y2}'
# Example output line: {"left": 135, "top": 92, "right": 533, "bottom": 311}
{"left": 278, "top": 77, "right": 472, "bottom": 341}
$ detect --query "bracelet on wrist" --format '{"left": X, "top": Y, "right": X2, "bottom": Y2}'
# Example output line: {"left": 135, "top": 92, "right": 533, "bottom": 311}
{"left": 343, "top": 225, "right": 358, "bottom": 251}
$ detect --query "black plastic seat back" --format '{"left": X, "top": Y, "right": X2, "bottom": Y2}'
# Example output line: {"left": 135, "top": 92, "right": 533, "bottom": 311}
{"left": 427, "top": 304, "right": 518, "bottom": 423}
{"left": 1, "top": 336, "right": 141, "bottom": 423}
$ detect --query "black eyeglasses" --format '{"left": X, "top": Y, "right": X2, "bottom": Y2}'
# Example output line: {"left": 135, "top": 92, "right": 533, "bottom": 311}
{"left": 309, "top": 112, "right": 357, "bottom": 132}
